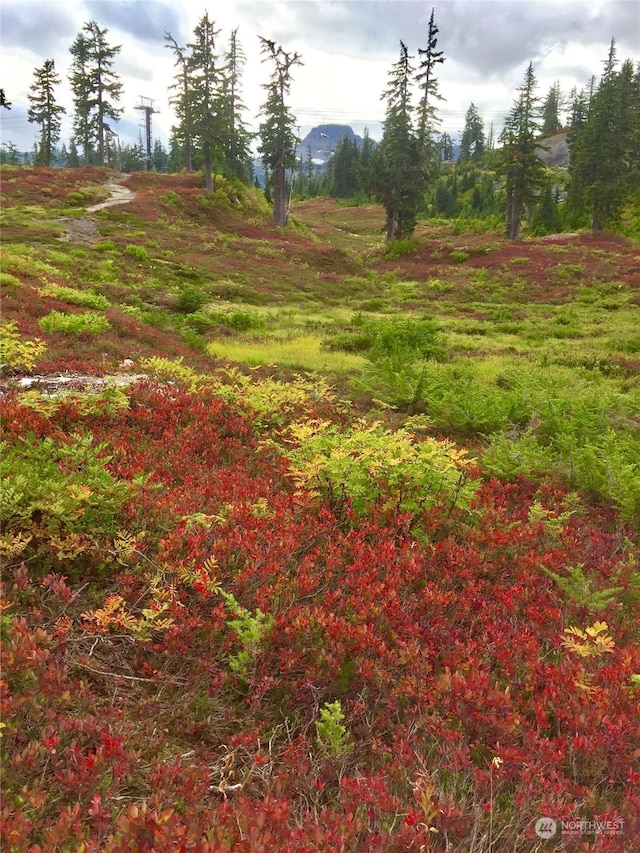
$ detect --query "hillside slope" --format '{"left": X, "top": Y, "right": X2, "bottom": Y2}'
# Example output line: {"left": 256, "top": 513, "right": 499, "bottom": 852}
{"left": 2, "top": 167, "right": 640, "bottom": 851}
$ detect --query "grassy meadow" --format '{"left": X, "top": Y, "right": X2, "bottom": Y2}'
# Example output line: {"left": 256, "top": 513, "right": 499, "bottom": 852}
{"left": 1, "top": 166, "right": 639, "bottom": 851}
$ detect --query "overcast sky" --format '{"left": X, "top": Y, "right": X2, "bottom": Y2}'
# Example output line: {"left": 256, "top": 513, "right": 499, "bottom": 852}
{"left": 1, "top": 0, "right": 638, "bottom": 154}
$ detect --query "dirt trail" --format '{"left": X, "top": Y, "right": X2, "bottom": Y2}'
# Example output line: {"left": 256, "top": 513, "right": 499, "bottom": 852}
{"left": 59, "top": 174, "right": 135, "bottom": 244}
{"left": 87, "top": 178, "right": 135, "bottom": 212}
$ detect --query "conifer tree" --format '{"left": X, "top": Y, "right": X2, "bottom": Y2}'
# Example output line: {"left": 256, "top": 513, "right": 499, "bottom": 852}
{"left": 221, "top": 28, "right": 253, "bottom": 181}
{"left": 165, "top": 32, "right": 194, "bottom": 172}
{"left": 69, "top": 21, "right": 122, "bottom": 165}
{"left": 567, "top": 41, "right": 640, "bottom": 231}
{"left": 541, "top": 80, "right": 563, "bottom": 135}
{"left": 498, "top": 61, "right": 546, "bottom": 239}
{"left": 328, "top": 136, "right": 360, "bottom": 198}
{"left": 258, "top": 38, "right": 302, "bottom": 227}
{"left": 439, "top": 132, "right": 454, "bottom": 161}
{"left": 372, "top": 41, "right": 427, "bottom": 240}
{"left": 27, "top": 59, "right": 65, "bottom": 166}
{"left": 459, "top": 102, "right": 485, "bottom": 162}
{"left": 69, "top": 31, "right": 93, "bottom": 163}
{"left": 187, "top": 12, "right": 221, "bottom": 190}
{"left": 416, "top": 7, "right": 445, "bottom": 145}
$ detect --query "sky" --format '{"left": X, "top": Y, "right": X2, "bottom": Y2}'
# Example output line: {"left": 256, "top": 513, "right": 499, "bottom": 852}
{"left": 0, "top": 0, "right": 638, "bottom": 155}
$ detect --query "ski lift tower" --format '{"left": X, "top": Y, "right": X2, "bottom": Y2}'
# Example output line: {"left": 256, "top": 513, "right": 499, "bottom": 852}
{"left": 134, "top": 96, "right": 159, "bottom": 171}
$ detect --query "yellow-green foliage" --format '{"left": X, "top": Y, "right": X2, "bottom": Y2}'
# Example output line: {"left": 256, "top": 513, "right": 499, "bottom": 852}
{"left": 316, "top": 700, "right": 352, "bottom": 758}
{"left": 0, "top": 321, "right": 47, "bottom": 373}
{"left": 138, "top": 356, "right": 200, "bottom": 390}
{"left": 0, "top": 245, "right": 59, "bottom": 278}
{"left": 1, "top": 433, "right": 134, "bottom": 577}
{"left": 138, "top": 357, "right": 335, "bottom": 428}
{"left": 39, "top": 282, "right": 110, "bottom": 310}
{"left": 17, "top": 385, "right": 130, "bottom": 419}
{"left": 280, "top": 418, "right": 477, "bottom": 522}
{"left": 38, "top": 310, "right": 111, "bottom": 336}
{"left": 0, "top": 272, "right": 21, "bottom": 288}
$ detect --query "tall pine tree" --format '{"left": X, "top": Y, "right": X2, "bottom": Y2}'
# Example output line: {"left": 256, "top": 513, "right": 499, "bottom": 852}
{"left": 459, "top": 102, "right": 485, "bottom": 162}
{"left": 258, "top": 38, "right": 302, "bottom": 227}
{"left": 187, "top": 12, "right": 222, "bottom": 190}
{"left": 69, "top": 21, "right": 122, "bottom": 165}
{"left": 567, "top": 41, "right": 640, "bottom": 231}
{"left": 498, "top": 62, "right": 546, "bottom": 239}
{"left": 165, "top": 32, "right": 194, "bottom": 172}
{"left": 27, "top": 59, "right": 65, "bottom": 166}
{"left": 541, "top": 80, "right": 563, "bottom": 135}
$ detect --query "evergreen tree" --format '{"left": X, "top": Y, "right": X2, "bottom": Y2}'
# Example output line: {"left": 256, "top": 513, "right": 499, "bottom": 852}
{"left": 1, "top": 89, "right": 11, "bottom": 109}
{"left": 416, "top": 7, "right": 445, "bottom": 145}
{"left": 165, "top": 32, "right": 194, "bottom": 172}
{"left": 372, "top": 41, "right": 427, "bottom": 240}
{"left": 67, "top": 139, "right": 80, "bottom": 168}
{"left": 358, "top": 128, "right": 375, "bottom": 194}
{"left": 69, "top": 31, "right": 94, "bottom": 163}
{"left": 153, "top": 138, "right": 170, "bottom": 172}
{"left": 486, "top": 121, "right": 495, "bottom": 150}
{"left": 0, "top": 142, "right": 21, "bottom": 165}
{"left": 221, "top": 28, "right": 253, "bottom": 181}
{"left": 328, "top": 136, "right": 361, "bottom": 198}
{"left": 27, "top": 59, "right": 65, "bottom": 166}
{"left": 258, "top": 38, "right": 302, "bottom": 227}
{"left": 458, "top": 102, "right": 485, "bottom": 162}
{"left": 498, "top": 61, "right": 546, "bottom": 239}
{"left": 187, "top": 12, "right": 222, "bottom": 190}
{"left": 439, "top": 132, "right": 454, "bottom": 161}
{"left": 69, "top": 21, "right": 122, "bottom": 165}
{"left": 531, "top": 179, "right": 562, "bottom": 234}
{"left": 541, "top": 80, "right": 563, "bottom": 135}
{"left": 567, "top": 42, "right": 640, "bottom": 231}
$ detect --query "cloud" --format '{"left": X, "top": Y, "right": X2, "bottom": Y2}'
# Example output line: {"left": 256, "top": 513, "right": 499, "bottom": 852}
{"left": 84, "top": 0, "right": 183, "bottom": 44}
{"left": 1, "top": 0, "right": 637, "bottom": 151}
{"left": 0, "top": 2, "right": 77, "bottom": 56}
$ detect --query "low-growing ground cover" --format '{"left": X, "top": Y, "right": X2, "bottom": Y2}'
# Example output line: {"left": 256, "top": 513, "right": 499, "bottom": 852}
{"left": 1, "top": 167, "right": 639, "bottom": 851}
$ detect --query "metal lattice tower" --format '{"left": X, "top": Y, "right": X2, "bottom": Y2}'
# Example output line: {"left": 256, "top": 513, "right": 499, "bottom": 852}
{"left": 134, "top": 96, "right": 159, "bottom": 171}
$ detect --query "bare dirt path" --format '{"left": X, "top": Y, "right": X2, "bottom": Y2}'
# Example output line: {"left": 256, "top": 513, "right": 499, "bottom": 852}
{"left": 87, "top": 177, "right": 135, "bottom": 212}
{"left": 59, "top": 174, "right": 135, "bottom": 244}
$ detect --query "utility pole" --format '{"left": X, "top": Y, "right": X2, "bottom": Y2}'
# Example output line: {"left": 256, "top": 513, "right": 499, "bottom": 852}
{"left": 134, "top": 96, "right": 159, "bottom": 171}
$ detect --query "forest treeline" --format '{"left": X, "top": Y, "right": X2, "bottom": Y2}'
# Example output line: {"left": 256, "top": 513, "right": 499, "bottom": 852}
{"left": 2, "top": 9, "right": 638, "bottom": 238}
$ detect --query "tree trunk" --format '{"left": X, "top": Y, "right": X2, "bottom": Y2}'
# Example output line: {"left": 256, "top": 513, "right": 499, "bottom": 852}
{"left": 505, "top": 192, "right": 523, "bottom": 239}
{"left": 272, "top": 161, "right": 287, "bottom": 227}
{"left": 203, "top": 155, "right": 213, "bottom": 191}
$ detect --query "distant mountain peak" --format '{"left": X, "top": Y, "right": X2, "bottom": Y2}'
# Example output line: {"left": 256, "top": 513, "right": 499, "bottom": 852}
{"left": 297, "top": 124, "right": 364, "bottom": 167}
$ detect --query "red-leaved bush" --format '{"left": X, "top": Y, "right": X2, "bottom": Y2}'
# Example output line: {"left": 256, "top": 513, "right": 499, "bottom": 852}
{"left": 2, "top": 375, "right": 639, "bottom": 852}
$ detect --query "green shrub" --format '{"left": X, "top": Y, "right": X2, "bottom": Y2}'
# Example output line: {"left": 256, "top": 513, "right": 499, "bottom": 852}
{"left": 0, "top": 272, "right": 21, "bottom": 288}
{"left": 39, "top": 283, "right": 109, "bottom": 310}
{"left": 316, "top": 701, "right": 352, "bottom": 758}
{"left": 281, "top": 418, "right": 477, "bottom": 526}
{"left": 38, "top": 310, "right": 111, "bottom": 335}
{"left": 0, "top": 321, "right": 46, "bottom": 373}
{"left": 384, "top": 237, "right": 416, "bottom": 260}
{"left": 205, "top": 309, "right": 267, "bottom": 332}
{"left": 125, "top": 244, "right": 149, "bottom": 261}
{"left": 355, "top": 316, "right": 445, "bottom": 410}
{"left": 219, "top": 590, "right": 274, "bottom": 680}
{"left": 1, "top": 433, "right": 134, "bottom": 576}
{"left": 175, "top": 285, "right": 206, "bottom": 314}
{"left": 450, "top": 249, "right": 470, "bottom": 263}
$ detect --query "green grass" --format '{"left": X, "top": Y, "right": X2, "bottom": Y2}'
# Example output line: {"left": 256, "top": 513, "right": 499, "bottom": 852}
{"left": 206, "top": 333, "right": 366, "bottom": 374}
{"left": 2, "top": 170, "right": 639, "bottom": 523}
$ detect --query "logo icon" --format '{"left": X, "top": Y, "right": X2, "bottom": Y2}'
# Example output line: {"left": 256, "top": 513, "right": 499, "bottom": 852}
{"left": 535, "top": 817, "right": 558, "bottom": 839}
